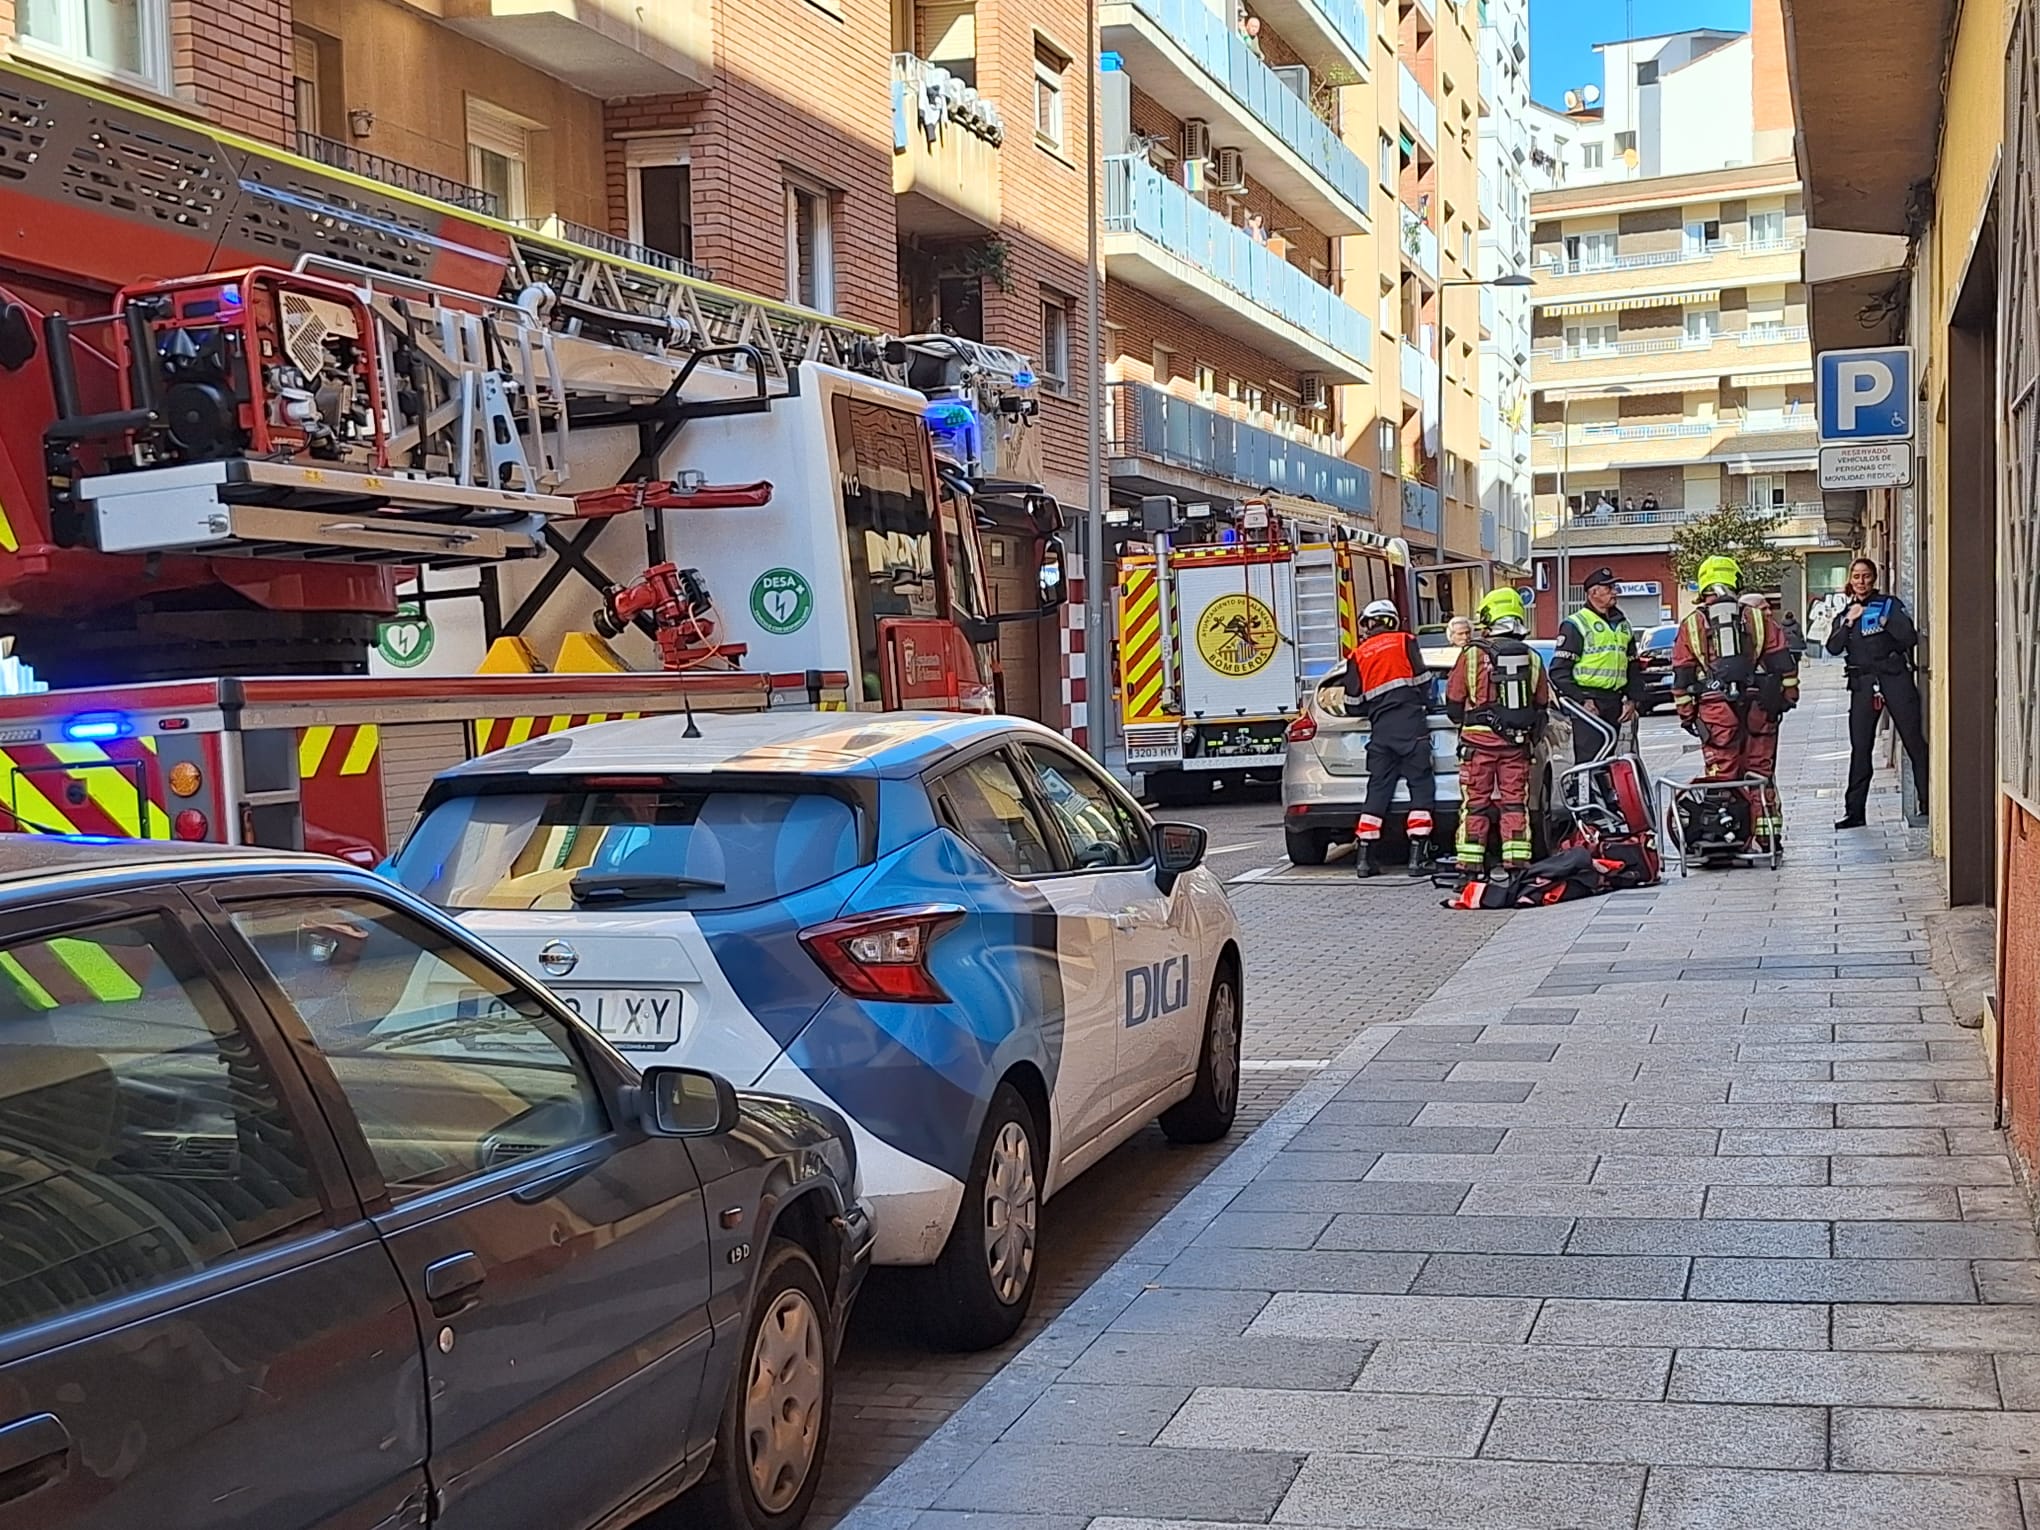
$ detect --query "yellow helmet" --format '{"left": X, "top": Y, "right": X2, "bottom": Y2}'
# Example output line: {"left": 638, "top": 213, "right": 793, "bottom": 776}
{"left": 1696, "top": 555, "right": 1742, "bottom": 596}
{"left": 1476, "top": 587, "right": 1527, "bottom": 627}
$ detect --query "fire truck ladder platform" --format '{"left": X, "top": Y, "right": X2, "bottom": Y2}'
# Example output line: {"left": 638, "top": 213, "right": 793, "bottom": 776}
{"left": 74, "top": 459, "right": 568, "bottom": 565}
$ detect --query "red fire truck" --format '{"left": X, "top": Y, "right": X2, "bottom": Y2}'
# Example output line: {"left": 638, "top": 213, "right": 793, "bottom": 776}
{"left": 0, "top": 58, "right": 1064, "bottom": 856}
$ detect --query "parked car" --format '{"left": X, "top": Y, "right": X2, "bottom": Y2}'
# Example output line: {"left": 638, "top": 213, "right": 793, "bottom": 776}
{"left": 1636, "top": 622, "right": 1679, "bottom": 714}
{"left": 0, "top": 838, "right": 869, "bottom": 1530}
{"left": 1281, "top": 644, "right": 1574, "bottom": 865}
{"left": 388, "top": 711, "right": 1245, "bottom": 1350}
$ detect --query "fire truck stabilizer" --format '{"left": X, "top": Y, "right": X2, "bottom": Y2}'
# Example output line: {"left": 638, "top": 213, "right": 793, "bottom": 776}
{"left": 1116, "top": 511, "right": 1412, "bottom": 804}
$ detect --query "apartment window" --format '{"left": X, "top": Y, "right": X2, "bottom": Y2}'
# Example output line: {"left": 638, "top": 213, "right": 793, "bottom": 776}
{"left": 1151, "top": 344, "right": 1174, "bottom": 385}
{"left": 466, "top": 99, "right": 532, "bottom": 223}
{"left": 1748, "top": 208, "right": 1786, "bottom": 248}
{"left": 1684, "top": 307, "right": 1722, "bottom": 348}
{"left": 1581, "top": 142, "right": 1604, "bottom": 170}
{"left": 1272, "top": 395, "right": 1299, "bottom": 431}
{"left": 1568, "top": 231, "right": 1617, "bottom": 270}
{"left": 1614, "top": 130, "right": 1637, "bottom": 155}
{"left": 1240, "top": 384, "right": 1265, "bottom": 418}
{"left": 291, "top": 32, "right": 324, "bottom": 140}
{"left": 18, "top": 0, "right": 168, "bottom": 86}
{"left": 786, "top": 180, "right": 835, "bottom": 312}
{"left": 1563, "top": 322, "right": 1616, "bottom": 357}
{"left": 1039, "top": 292, "right": 1070, "bottom": 391}
{"left": 1195, "top": 361, "right": 1217, "bottom": 400}
{"left": 627, "top": 138, "right": 695, "bottom": 268}
{"left": 1378, "top": 419, "right": 1397, "bottom": 467}
{"left": 1034, "top": 41, "right": 1068, "bottom": 150}
{"left": 1635, "top": 60, "right": 1659, "bottom": 86}
{"left": 1378, "top": 132, "right": 1395, "bottom": 190}
{"left": 1683, "top": 218, "right": 1723, "bottom": 255}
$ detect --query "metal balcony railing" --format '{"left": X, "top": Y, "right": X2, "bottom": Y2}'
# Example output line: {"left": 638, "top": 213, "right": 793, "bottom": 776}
{"left": 297, "top": 131, "right": 500, "bottom": 216}
{"left": 1105, "top": 156, "right": 1374, "bottom": 369}
{"left": 1122, "top": 0, "right": 1371, "bottom": 213}
{"left": 1536, "top": 501, "right": 1828, "bottom": 538}
{"left": 1534, "top": 325, "right": 1813, "bottom": 366}
{"left": 1106, "top": 380, "right": 1373, "bottom": 515}
{"left": 518, "top": 215, "right": 714, "bottom": 281}
{"left": 1534, "top": 234, "right": 1807, "bottom": 279}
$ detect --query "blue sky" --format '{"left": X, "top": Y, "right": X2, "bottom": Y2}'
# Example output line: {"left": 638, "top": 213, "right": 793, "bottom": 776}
{"left": 1530, "top": 0, "right": 1752, "bottom": 108}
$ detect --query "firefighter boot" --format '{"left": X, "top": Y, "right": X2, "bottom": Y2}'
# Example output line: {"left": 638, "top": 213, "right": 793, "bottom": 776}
{"left": 1408, "top": 838, "right": 1433, "bottom": 878}
{"left": 1355, "top": 843, "right": 1382, "bottom": 879}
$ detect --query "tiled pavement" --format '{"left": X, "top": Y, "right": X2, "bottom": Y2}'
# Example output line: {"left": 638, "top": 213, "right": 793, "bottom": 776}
{"left": 839, "top": 670, "right": 2040, "bottom": 1529}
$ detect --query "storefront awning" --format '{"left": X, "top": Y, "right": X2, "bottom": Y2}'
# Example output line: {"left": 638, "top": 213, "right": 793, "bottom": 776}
{"left": 1729, "top": 369, "right": 1816, "bottom": 388}
{"left": 1543, "top": 288, "right": 1721, "bottom": 318}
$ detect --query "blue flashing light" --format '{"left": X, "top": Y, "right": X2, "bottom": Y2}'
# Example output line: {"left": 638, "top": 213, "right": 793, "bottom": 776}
{"left": 1101, "top": 51, "right": 1123, "bottom": 70}
{"left": 64, "top": 713, "right": 131, "bottom": 743}
{"left": 925, "top": 401, "right": 976, "bottom": 430}
{"left": 219, "top": 285, "right": 244, "bottom": 307}
{"left": 1014, "top": 368, "right": 1037, "bottom": 389}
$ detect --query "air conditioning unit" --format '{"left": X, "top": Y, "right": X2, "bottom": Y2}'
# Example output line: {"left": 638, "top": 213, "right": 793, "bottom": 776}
{"left": 1181, "top": 118, "right": 1212, "bottom": 164}
{"left": 1272, "top": 64, "right": 1310, "bottom": 101}
{"left": 1299, "top": 374, "right": 1328, "bottom": 410}
{"left": 1211, "top": 147, "right": 1246, "bottom": 192}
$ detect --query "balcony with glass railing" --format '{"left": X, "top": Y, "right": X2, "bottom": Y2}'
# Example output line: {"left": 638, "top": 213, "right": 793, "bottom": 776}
{"left": 1104, "top": 156, "right": 1373, "bottom": 380}
{"left": 1398, "top": 61, "right": 1439, "bottom": 150}
{"left": 1245, "top": 0, "right": 1374, "bottom": 77}
{"left": 1400, "top": 202, "right": 1439, "bottom": 280}
{"left": 1532, "top": 500, "right": 1831, "bottom": 549}
{"left": 1401, "top": 479, "right": 1441, "bottom": 536}
{"left": 893, "top": 53, "right": 1004, "bottom": 234}
{"left": 1101, "top": 0, "right": 1372, "bottom": 232}
{"left": 1531, "top": 235, "right": 1806, "bottom": 302}
{"left": 1399, "top": 336, "right": 1440, "bottom": 404}
{"left": 1531, "top": 410, "right": 1816, "bottom": 469}
{"left": 1106, "top": 380, "right": 1373, "bottom": 515}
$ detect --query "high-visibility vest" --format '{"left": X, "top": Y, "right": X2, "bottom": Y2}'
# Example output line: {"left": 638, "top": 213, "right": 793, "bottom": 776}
{"left": 1350, "top": 631, "right": 1422, "bottom": 702}
{"left": 1564, "top": 608, "right": 1631, "bottom": 691}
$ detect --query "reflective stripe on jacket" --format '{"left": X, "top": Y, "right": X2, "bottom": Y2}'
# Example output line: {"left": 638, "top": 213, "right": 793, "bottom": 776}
{"left": 1351, "top": 630, "right": 1423, "bottom": 701}
{"left": 1564, "top": 608, "right": 1631, "bottom": 691}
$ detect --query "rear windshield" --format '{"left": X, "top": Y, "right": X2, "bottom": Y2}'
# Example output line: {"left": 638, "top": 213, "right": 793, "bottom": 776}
{"left": 390, "top": 784, "right": 864, "bottom": 912}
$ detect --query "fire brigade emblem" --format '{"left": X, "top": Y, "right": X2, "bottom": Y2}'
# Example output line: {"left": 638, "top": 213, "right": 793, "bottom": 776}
{"left": 1196, "top": 594, "right": 1278, "bottom": 677}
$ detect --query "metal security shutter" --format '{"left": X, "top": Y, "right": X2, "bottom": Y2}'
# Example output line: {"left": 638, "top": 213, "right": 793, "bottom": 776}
{"left": 2007, "top": 2, "right": 2040, "bottom": 806}
{"left": 381, "top": 721, "right": 471, "bottom": 849}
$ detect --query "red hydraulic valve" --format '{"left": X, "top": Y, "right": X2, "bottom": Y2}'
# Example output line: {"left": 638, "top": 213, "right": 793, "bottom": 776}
{"left": 571, "top": 479, "right": 774, "bottom": 518}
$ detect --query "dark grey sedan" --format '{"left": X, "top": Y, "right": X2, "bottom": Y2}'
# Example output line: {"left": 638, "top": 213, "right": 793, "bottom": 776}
{"left": 0, "top": 837, "right": 870, "bottom": 1530}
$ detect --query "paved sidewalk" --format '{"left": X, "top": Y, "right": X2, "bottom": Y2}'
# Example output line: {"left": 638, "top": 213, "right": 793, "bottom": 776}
{"left": 841, "top": 669, "right": 2040, "bottom": 1529}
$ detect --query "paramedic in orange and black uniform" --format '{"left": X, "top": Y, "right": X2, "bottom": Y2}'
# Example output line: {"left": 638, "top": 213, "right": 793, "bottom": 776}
{"left": 1344, "top": 599, "right": 1436, "bottom": 878}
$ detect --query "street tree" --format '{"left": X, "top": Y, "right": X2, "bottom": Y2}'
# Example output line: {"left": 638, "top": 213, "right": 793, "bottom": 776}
{"left": 1672, "top": 502, "right": 1789, "bottom": 591}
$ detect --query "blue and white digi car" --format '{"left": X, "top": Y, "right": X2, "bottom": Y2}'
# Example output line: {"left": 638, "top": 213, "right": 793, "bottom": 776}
{"left": 387, "top": 712, "right": 1244, "bottom": 1348}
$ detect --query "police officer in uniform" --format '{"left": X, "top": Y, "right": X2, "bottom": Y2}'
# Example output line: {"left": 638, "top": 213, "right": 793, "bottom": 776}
{"left": 1446, "top": 588, "right": 1550, "bottom": 874}
{"left": 1344, "top": 599, "right": 1436, "bottom": 878}
{"left": 1550, "top": 566, "right": 1644, "bottom": 764}
{"left": 1828, "top": 556, "right": 1929, "bottom": 829}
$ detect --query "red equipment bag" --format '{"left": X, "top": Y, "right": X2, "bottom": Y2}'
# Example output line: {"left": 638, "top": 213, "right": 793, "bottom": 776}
{"left": 1448, "top": 844, "right": 1655, "bottom": 910}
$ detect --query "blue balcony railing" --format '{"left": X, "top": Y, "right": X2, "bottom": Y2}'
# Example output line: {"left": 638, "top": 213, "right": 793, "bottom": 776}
{"left": 1108, "top": 381, "right": 1373, "bottom": 516}
{"left": 1105, "top": 157, "right": 1374, "bottom": 371}
{"left": 1402, "top": 479, "right": 1441, "bottom": 535}
{"left": 1123, "top": 0, "right": 1372, "bottom": 213}
{"left": 1480, "top": 509, "right": 1497, "bottom": 553}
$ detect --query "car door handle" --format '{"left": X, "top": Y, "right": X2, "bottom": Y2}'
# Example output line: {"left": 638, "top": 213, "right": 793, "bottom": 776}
{"left": 0, "top": 1414, "right": 69, "bottom": 1504}
{"left": 1111, "top": 911, "right": 1140, "bottom": 930}
{"left": 423, "top": 1251, "right": 487, "bottom": 1316}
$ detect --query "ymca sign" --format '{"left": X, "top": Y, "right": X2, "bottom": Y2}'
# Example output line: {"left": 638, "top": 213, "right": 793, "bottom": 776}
{"left": 1818, "top": 346, "right": 1914, "bottom": 443}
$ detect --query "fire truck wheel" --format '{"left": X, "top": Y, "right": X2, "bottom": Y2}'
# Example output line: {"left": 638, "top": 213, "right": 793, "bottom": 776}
{"left": 1284, "top": 826, "right": 1332, "bottom": 866}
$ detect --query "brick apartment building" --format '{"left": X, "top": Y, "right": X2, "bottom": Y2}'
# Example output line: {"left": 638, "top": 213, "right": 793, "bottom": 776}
{"left": 1, "top": 0, "right": 1503, "bottom": 740}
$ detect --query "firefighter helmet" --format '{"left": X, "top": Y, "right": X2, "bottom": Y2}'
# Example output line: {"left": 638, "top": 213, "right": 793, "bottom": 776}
{"left": 1476, "top": 587, "right": 1528, "bottom": 633}
{"left": 1360, "top": 599, "right": 1400, "bottom": 634}
{"left": 1696, "top": 554, "right": 1743, "bottom": 598}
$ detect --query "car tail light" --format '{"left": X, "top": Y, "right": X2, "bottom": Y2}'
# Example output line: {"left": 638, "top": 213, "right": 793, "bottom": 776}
{"left": 173, "top": 809, "right": 209, "bottom": 841}
{"left": 799, "top": 905, "right": 966, "bottom": 1003}
{"left": 1286, "top": 712, "right": 1318, "bottom": 743}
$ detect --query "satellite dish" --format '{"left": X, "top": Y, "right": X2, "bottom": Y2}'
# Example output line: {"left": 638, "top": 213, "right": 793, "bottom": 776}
{"left": 1583, "top": 84, "right": 1602, "bottom": 105}
{"left": 1564, "top": 89, "right": 1581, "bottom": 111}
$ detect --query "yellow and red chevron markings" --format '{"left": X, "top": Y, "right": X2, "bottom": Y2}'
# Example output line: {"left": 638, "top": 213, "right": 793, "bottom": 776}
{"left": 472, "top": 712, "right": 643, "bottom": 755}
{"left": 1117, "top": 566, "right": 1171, "bottom": 722}
{"left": 298, "top": 723, "right": 382, "bottom": 781}
{"left": 0, "top": 738, "right": 168, "bottom": 839}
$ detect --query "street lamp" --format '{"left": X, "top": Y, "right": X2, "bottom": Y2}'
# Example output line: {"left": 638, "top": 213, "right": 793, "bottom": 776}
{"left": 1429, "top": 272, "right": 1534, "bottom": 619}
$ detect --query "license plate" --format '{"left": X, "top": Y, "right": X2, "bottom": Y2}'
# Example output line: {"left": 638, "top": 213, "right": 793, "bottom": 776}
{"left": 557, "top": 988, "right": 685, "bottom": 1049}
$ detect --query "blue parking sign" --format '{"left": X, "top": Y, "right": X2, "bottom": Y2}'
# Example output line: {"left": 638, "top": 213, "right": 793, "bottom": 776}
{"left": 1818, "top": 346, "right": 1914, "bottom": 442}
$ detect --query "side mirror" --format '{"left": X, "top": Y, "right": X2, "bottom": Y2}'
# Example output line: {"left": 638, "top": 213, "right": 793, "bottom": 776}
{"left": 640, "top": 1067, "right": 740, "bottom": 1137}
{"left": 1036, "top": 535, "right": 1068, "bottom": 613}
{"left": 1151, "top": 821, "right": 1207, "bottom": 892}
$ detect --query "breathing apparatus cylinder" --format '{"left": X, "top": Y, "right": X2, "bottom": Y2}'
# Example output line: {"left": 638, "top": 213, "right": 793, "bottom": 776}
{"left": 1705, "top": 597, "right": 1746, "bottom": 663}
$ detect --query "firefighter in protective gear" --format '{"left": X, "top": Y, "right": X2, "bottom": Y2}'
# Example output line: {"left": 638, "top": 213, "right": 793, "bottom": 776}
{"left": 1551, "top": 566, "right": 1644, "bottom": 765}
{"left": 1344, "top": 598, "right": 1436, "bottom": 878}
{"left": 1446, "top": 588, "right": 1551, "bottom": 873}
{"left": 1671, "top": 555, "right": 1799, "bottom": 850}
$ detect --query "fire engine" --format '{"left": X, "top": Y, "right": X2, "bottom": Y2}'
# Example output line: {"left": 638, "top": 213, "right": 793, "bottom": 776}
{"left": 1114, "top": 503, "right": 1413, "bottom": 804}
{"left": 0, "top": 58, "right": 1066, "bottom": 856}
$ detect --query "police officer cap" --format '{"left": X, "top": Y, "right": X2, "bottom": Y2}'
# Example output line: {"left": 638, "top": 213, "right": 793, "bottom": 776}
{"left": 1582, "top": 567, "right": 1618, "bottom": 592}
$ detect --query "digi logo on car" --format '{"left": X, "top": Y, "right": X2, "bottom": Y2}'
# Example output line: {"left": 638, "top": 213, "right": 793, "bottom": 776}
{"left": 1125, "top": 956, "right": 1191, "bottom": 1027}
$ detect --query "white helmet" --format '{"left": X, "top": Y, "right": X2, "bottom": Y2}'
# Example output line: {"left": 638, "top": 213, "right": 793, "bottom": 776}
{"left": 1361, "top": 599, "right": 1400, "bottom": 630}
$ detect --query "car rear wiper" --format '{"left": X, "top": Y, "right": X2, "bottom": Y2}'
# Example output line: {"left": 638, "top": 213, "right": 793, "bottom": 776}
{"left": 569, "top": 872, "right": 726, "bottom": 905}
